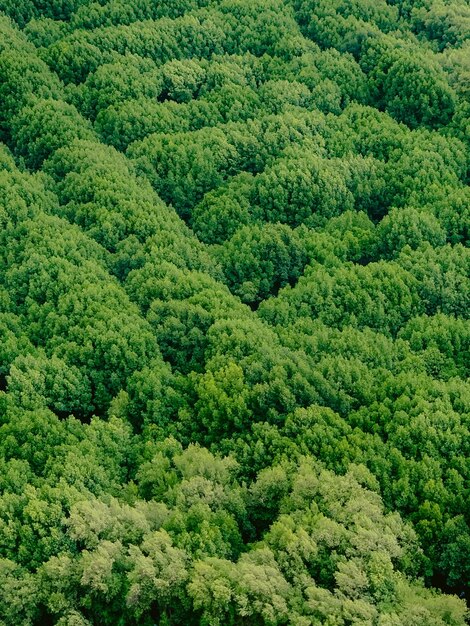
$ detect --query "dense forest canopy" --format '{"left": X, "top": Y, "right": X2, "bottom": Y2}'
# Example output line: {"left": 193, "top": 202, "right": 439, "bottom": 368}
{"left": 0, "top": 0, "right": 468, "bottom": 624}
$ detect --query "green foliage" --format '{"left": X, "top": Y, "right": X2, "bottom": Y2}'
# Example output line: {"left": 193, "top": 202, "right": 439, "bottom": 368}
{"left": 77, "top": 54, "right": 163, "bottom": 119}
{"left": 214, "top": 223, "right": 310, "bottom": 305}
{"left": 11, "top": 99, "right": 95, "bottom": 169}
{"left": 381, "top": 51, "right": 456, "bottom": 128}
{"left": 191, "top": 172, "right": 257, "bottom": 244}
{"left": 253, "top": 151, "right": 353, "bottom": 227}
{"left": 23, "top": 17, "right": 70, "bottom": 47}
{"left": 0, "top": 0, "right": 468, "bottom": 623}
{"left": 399, "top": 314, "right": 469, "bottom": 379}
{"left": 376, "top": 206, "right": 447, "bottom": 258}
{"left": 411, "top": 0, "right": 470, "bottom": 50}
{"left": 364, "top": 38, "right": 457, "bottom": 128}
{"left": 0, "top": 50, "right": 62, "bottom": 140}
{"left": 129, "top": 127, "right": 239, "bottom": 219}
{"left": 291, "top": 0, "right": 398, "bottom": 51}
{"left": 258, "top": 259, "right": 423, "bottom": 335}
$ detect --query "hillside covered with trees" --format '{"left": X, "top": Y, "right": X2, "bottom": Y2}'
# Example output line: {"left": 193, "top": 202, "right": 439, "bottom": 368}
{"left": 0, "top": 0, "right": 468, "bottom": 624}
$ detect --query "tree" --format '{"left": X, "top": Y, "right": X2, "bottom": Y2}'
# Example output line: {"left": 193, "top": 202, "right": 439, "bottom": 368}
{"left": 11, "top": 99, "right": 95, "bottom": 169}
{"left": 259, "top": 258, "right": 422, "bottom": 335}
{"left": 7, "top": 352, "right": 93, "bottom": 418}
{"left": 364, "top": 39, "right": 457, "bottom": 128}
{"left": 160, "top": 59, "right": 206, "bottom": 103}
{"left": 190, "top": 172, "right": 257, "bottom": 244}
{"left": 0, "top": 51, "right": 62, "bottom": 141}
{"left": 129, "top": 127, "right": 239, "bottom": 219}
{"left": 291, "top": 0, "right": 398, "bottom": 51}
{"left": 411, "top": 0, "right": 470, "bottom": 50}
{"left": 214, "top": 223, "right": 309, "bottom": 305}
{"left": 376, "top": 206, "right": 446, "bottom": 259}
{"left": 253, "top": 151, "right": 354, "bottom": 227}
{"left": 399, "top": 313, "right": 469, "bottom": 380}
{"left": 381, "top": 51, "right": 456, "bottom": 128}
{"left": 79, "top": 54, "right": 163, "bottom": 119}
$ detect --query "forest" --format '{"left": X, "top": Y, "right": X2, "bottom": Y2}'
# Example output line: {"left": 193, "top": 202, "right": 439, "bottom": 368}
{"left": 0, "top": 0, "right": 468, "bottom": 624}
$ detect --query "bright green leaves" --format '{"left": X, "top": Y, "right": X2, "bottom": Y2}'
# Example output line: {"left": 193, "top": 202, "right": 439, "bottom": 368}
{"left": 0, "top": 0, "right": 468, "bottom": 621}
{"left": 126, "top": 531, "right": 189, "bottom": 619}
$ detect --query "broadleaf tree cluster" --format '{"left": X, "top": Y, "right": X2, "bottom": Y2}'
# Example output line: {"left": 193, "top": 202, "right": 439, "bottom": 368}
{"left": 0, "top": 0, "right": 468, "bottom": 624}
